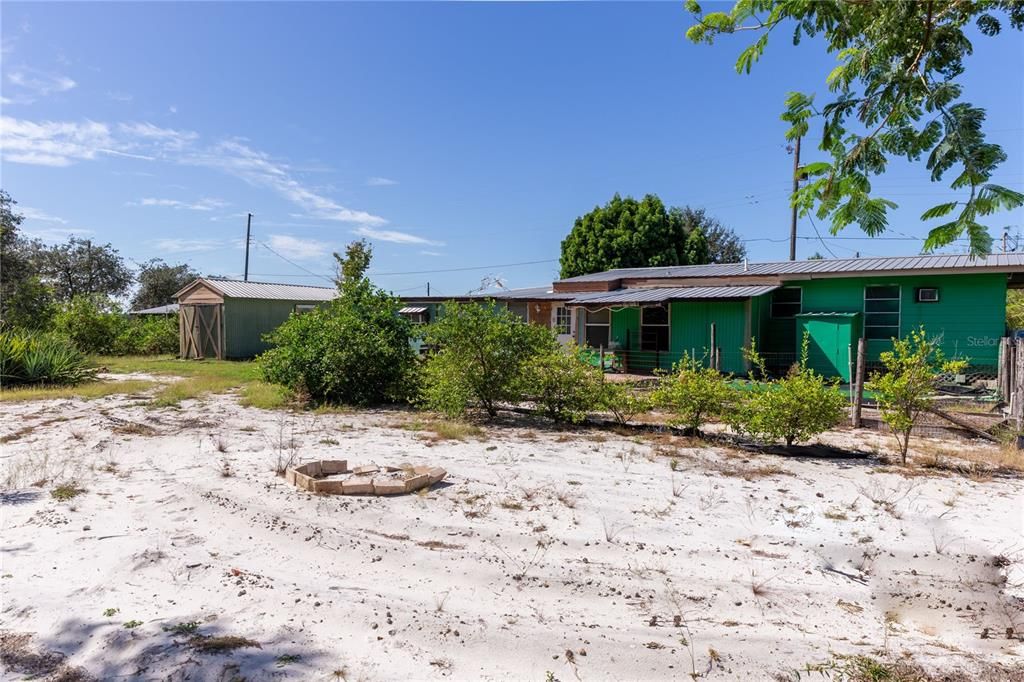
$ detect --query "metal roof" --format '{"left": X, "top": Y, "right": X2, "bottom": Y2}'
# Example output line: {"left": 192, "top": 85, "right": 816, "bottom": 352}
{"left": 556, "top": 253, "right": 1024, "bottom": 283}
{"left": 467, "top": 286, "right": 575, "bottom": 301}
{"left": 129, "top": 303, "right": 180, "bottom": 315}
{"left": 398, "top": 306, "right": 427, "bottom": 314}
{"left": 176, "top": 278, "right": 338, "bottom": 302}
{"left": 568, "top": 285, "right": 779, "bottom": 305}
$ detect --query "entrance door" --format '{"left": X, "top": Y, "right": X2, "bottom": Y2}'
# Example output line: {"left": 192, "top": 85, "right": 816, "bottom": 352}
{"left": 552, "top": 305, "right": 574, "bottom": 344}
{"left": 180, "top": 304, "right": 224, "bottom": 359}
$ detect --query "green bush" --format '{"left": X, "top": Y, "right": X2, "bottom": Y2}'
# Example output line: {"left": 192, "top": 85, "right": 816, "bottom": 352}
{"left": 652, "top": 353, "right": 734, "bottom": 435}
{"left": 115, "top": 315, "right": 178, "bottom": 355}
{"left": 51, "top": 295, "right": 128, "bottom": 354}
{"left": 0, "top": 329, "right": 95, "bottom": 386}
{"left": 731, "top": 335, "right": 846, "bottom": 447}
{"left": 420, "top": 301, "right": 556, "bottom": 418}
{"left": 258, "top": 282, "right": 415, "bottom": 406}
{"left": 867, "top": 327, "right": 968, "bottom": 463}
{"left": 598, "top": 380, "right": 653, "bottom": 426}
{"left": 523, "top": 346, "right": 604, "bottom": 423}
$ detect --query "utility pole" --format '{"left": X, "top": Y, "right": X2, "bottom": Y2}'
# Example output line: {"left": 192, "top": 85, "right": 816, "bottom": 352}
{"left": 426, "top": 282, "right": 431, "bottom": 296}
{"left": 789, "top": 135, "right": 802, "bottom": 261}
{"left": 243, "top": 213, "right": 253, "bottom": 282}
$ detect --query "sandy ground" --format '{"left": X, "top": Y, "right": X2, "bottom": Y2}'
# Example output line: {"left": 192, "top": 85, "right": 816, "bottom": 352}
{"left": 1, "top": 386, "right": 1023, "bottom": 681}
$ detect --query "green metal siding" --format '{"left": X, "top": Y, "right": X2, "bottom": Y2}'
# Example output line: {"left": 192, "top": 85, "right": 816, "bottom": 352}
{"left": 610, "top": 308, "right": 639, "bottom": 348}
{"left": 224, "top": 298, "right": 327, "bottom": 359}
{"left": 669, "top": 301, "right": 747, "bottom": 373}
{"left": 795, "top": 313, "right": 862, "bottom": 382}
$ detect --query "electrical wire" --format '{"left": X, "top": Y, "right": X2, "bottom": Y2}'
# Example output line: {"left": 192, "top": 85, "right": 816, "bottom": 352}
{"left": 254, "top": 240, "right": 336, "bottom": 285}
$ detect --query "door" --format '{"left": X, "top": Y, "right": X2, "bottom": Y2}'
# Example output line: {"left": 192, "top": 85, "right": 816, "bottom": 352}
{"left": 180, "top": 304, "right": 224, "bottom": 359}
{"left": 552, "top": 305, "right": 574, "bottom": 344}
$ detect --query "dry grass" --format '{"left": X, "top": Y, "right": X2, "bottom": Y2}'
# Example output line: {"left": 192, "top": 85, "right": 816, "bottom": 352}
{"left": 51, "top": 483, "right": 86, "bottom": 501}
{"left": 395, "top": 418, "right": 485, "bottom": 443}
{"left": 187, "top": 635, "right": 261, "bottom": 653}
{"left": 0, "top": 379, "right": 156, "bottom": 403}
{"left": 0, "top": 632, "right": 93, "bottom": 681}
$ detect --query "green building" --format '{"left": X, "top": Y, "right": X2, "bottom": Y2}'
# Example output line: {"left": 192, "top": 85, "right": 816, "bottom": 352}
{"left": 174, "top": 279, "right": 336, "bottom": 359}
{"left": 404, "top": 254, "right": 1024, "bottom": 381}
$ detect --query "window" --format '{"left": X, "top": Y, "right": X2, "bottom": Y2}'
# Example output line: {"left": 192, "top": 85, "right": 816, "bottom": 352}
{"left": 584, "top": 308, "right": 610, "bottom": 349}
{"left": 554, "top": 306, "right": 571, "bottom": 335}
{"left": 771, "top": 287, "right": 802, "bottom": 318}
{"left": 640, "top": 305, "right": 669, "bottom": 352}
{"left": 398, "top": 306, "right": 429, "bottom": 324}
{"left": 506, "top": 302, "right": 528, "bottom": 321}
{"left": 294, "top": 304, "right": 317, "bottom": 315}
{"left": 916, "top": 287, "right": 939, "bottom": 303}
{"left": 864, "top": 285, "right": 901, "bottom": 340}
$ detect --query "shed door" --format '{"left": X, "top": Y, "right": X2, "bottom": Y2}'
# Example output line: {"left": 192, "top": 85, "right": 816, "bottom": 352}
{"left": 180, "top": 304, "right": 224, "bottom": 360}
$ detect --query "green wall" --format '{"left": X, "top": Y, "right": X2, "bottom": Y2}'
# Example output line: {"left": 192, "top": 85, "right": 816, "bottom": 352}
{"left": 224, "top": 298, "right": 328, "bottom": 359}
{"left": 670, "top": 300, "right": 748, "bottom": 373}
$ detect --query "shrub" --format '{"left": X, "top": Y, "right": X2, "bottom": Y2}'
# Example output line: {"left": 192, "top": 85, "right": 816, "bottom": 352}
{"left": 51, "top": 295, "right": 129, "bottom": 354}
{"left": 598, "top": 380, "right": 653, "bottom": 426}
{"left": 652, "top": 353, "right": 733, "bottom": 435}
{"left": 523, "top": 346, "right": 604, "bottom": 423}
{"left": 420, "top": 301, "right": 556, "bottom": 418}
{"left": 0, "top": 329, "right": 95, "bottom": 386}
{"left": 732, "top": 335, "right": 846, "bottom": 447}
{"left": 114, "top": 315, "right": 178, "bottom": 355}
{"left": 259, "top": 276, "right": 415, "bottom": 406}
{"left": 867, "top": 327, "right": 968, "bottom": 463}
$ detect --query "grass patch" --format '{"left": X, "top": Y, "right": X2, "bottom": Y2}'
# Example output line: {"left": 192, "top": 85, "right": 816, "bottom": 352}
{"left": 0, "top": 379, "right": 156, "bottom": 403}
{"left": 51, "top": 483, "right": 86, "bottom": 501}
{"left": 395, "top": 417, "right": 484, "bottom": 442}
{"left": 239, "top": 381, "right": 292, "bottom": 410}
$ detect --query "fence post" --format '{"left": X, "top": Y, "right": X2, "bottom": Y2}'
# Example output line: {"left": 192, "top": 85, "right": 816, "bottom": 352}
{"left": 852, "top": 337, "right": 866, "bottom": 428}
{"left": 998, "top": 337, "right": 1010, "bottom": 401}
{"left": 709, "top": 323, "right": 717, "bottom": 370}
{"left": 1014, "top": 339, "right": 1024, "bottom": 444}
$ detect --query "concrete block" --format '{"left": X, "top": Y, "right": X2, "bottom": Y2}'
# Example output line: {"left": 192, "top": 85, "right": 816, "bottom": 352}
{"left": 411, "top": 465, "right": 432, "bottom": 476}
{"left": 342, "top": 476, "right": 375, "bottom": 495}
{"left": 320, "top": 460, "right": 348, "bottom": 475}
{"left": 403, "top": 473, "right": 430, "bottom": 492}
{"left": 373, "top": 478, "right": 407, "bottom": 496}
{"left": 297, "top": 461, "right": 322, "bottom": 477}
{"left": 293, "top": 471, "right": 317, "bottom": 491}
{"left": 312, "top": 478, "right": 345, "bottom": 494}
{"left": 285, "top": 468, "right": 298, "bottom": 486}
{"left": 426, "top": 467, "right": 447, "bottom": 485}
{"left": 353, "top": 464, "right": 379, "bottom": 475}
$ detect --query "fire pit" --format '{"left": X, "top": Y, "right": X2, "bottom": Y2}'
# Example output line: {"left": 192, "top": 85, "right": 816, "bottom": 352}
{"left": 285, "top": 460, "right": 446, "bottom": 496}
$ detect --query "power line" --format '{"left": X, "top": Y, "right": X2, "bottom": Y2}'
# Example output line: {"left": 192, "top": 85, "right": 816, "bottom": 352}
{"left": 807, "top": 214, "right": 839, "bottom": 258}
{"left": 368, "top": 258, "right": 559, "bottom": 277}
{"left": 254, "top": 240, "right": 336, "bottom": 285}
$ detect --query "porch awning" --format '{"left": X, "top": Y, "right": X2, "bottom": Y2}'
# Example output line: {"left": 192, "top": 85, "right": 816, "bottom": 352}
{"left": 568, "top": 285, "right": 779, "bottom": 306}
{"left": 399, "top": 306, "right": 428, "bottom": 314}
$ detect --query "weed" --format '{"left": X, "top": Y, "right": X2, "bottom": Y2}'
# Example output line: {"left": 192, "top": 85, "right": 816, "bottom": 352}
{"left": 554, "top": 490, "right": 578, "bottom": 509}
{"left": 188, "top": 635, "right": 261, "bottom": 653}
{"left": 122, "top": 620, "right": 143, "bottom": 629}
{"left": 671, "top": 476, "right": 687, "bottom": 498}
{"left": 219, "top": 458, "right": 235, "bottom": 478}
{"left": 102, "top": 608, "right": 119, "bottom": 617}
{"left": 499, "top": 498, "right": 524, "bottom": 511}
{"left": 51, "top": 483, "right": 85, "bottom": 501}
{"left": 434, "top": 591, "right": 451, "bottom": 612}
{"left": 276, "top": 654, "right": 301, "bottom": 666}
{"left": 163, "top": 621, "right": 201, "bottom": 636}
{"left": 601, "top": 516, "right": 630, "bottom": 543}
{"left": 823, "top": 508, "right": 848, "bottom": 521}
{"left": 319, "top": 437, "right": 340, "bottom": 445}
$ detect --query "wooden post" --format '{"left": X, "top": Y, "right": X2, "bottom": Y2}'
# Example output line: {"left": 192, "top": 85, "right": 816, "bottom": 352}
{"left": 1014, "top": 338, "right": 1024, "bottom": 443}
{"left": 852, "top": 337, "right": 866, "bottom": 428}
{"left": 998, "top": 337, "right": 1010, "bottom": 402}
{"left": 599, "top": 346, "right": 605, "bottom": 378}
{"left": 709, "top": 323, "right": 717, "bottom": 370}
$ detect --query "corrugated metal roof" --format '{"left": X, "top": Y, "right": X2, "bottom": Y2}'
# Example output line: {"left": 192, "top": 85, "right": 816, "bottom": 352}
{"left": 568, "top": 285, "right": 779, "bottom": 305}
{"left": 183, "top": 279, "right": 338, "bottom": 302}
{"left": 467, "top": 286, "right": 575, "bottom": 300}
{"left": 130, "top": 303, "right": 180, "bottom": 315}
{"left": 557, "top": 253, "right": 1024, "bottom": 283}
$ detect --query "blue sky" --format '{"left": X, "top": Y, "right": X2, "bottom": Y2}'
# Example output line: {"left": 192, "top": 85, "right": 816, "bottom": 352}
{"left": 2, "top": 2, "right": 1022, "bottom": 297}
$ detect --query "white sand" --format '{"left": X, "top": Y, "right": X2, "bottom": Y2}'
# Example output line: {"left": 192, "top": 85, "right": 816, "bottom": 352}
{"left": 1, "top": 390, "right": 1022, "bottom": 680}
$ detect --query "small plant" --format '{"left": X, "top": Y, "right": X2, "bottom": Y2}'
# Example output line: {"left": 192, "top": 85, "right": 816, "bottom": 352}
{"left": 652, "top": 352, "right": 733, "bottom": 436}
{"left": 867, "top": 327, "right": 968, "bottom": 464}
{"left": 598, "top": 380, "right": 652, "bottom": 426}
{"left": 522, "top": 346, "right": 604, "bottom": 423}
{"left": 219, "top": 458, "right": 235, "bottom": 478}
{"left": 731, "top": 335, "right": 846, "bottom": 446}
{"left": 276, "top": 654, "right": 301, "bottom": 666}
{"left": 103, "top": 608, "right": 119, "bottom": 617}
{"left": 51, "top": 483, "right": 85, "bottom": 501}
{"left": 123, "top": 620, "right": 143, "bottom": 629}
{"left": 0, "top": 329, "right": 96, "bottom": 386}
{"left": 601, "top": 516, "right": 630, "bottom": 543}
{"left": 163, "top": 621, "right": 201, "bottom": 635}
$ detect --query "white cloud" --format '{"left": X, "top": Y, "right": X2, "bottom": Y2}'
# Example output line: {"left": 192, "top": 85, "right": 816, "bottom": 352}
{"left": 169, "top": 105, "right": 178, "bottom": 114}
{"left": 107, "top": 91, "right": 133, "bottom": 102}
{"left": 132, "top": 197, "right": 229, "bottom": 211}
{"left": 419, "top": 250, "right": 444, "bottom": 257}
{"left": 153, "top": 238, "right": 223, "bottom": 253}
{"left": 265, "top": 234, "right": 330, "bottom": 261}
{"left": 0, "top": 116, "right": 114, "bottom": 166}
{"left": 354, "top": 226, "right": 443, "bottom": 246}
{"left": 366, "top": 176, "right": 398, "bottom": 187}
{"left": 19, "top": 206, "right": 67, "bottom": 224}
{"left": 24, "top": 227, "right": 93, "bottom": 243}
{"left": 6, "top": 68, "right": 76, "bottom": 99}
{"left": 118, "top": 121, "right": 197, "bottom": 152}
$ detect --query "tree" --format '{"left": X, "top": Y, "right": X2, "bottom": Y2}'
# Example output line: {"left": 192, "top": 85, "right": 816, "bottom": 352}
{"left": 420, "top": 301, "right": 557, "bottom": 418}
{"left": 653, "top": 353, "right": 734, "bottom": 436}
{"left": 260, "top": 241, "right": 416, "bottom": 406}
{"left": 867, "top": 327, "right": 967, "bottom": 463}
{"left": 0, "top": 190, "right": 53, "bottom": 330}
{"left": 132, "top": 259, "right": 199, "bottom": 310}
{"left": 686, "top": 1, "right": 1024, "bottom": 256}
{"left": 560, "top": 195, "right": 745, "bottom": 278}
{"left": 522, "top": 346, "right": 604, "bottom": 423}
{"left": 334, "top": 238, "right": 372, "bottom": 289}
{"left": 808, "top": 252, "right": 825, "bottom": 260}
{"left": 38, "top": 237, "right": 133, "bottom": 301}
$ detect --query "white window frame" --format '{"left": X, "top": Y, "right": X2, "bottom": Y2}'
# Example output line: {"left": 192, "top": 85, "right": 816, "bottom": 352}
{"left": 640, "top": 305, "right": 670, "bottom": 352}
{"left": 771, "top": 286, "right": 802, "bottom": 319}
{"left": 553, "top": 306, "right": 571, "bottom": 335}
{"left": 294, "top": 304, "right": 317, "bottom": 314}
{"left": 864, "top": 284, "right": 901, "bottom": 340}
{"left": 916, "top": 287, "right": 939, "bottom": 303}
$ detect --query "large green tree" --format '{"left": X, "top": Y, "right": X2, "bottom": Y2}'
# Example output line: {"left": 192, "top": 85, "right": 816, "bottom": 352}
{"left": 686, "top": 0, "right": 1024, "bottom": 256}
{"left": 38, "top": 237, "right": 133, "bottom": 301}
{"left": 0, "top": 190, "right": 54, "bottom": 329}
{"left": 131, "top": 259, "right": 200, "bottom": 310}
{"left": 559, "top": 195, "right": 745, "bottom": 278}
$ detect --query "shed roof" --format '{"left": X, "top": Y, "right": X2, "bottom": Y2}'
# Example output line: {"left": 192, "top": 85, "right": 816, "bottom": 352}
{"left": 556, "top": 253, "right": 1024, "bottom": 284}
{"left": 129, "top": 303, "right": 180, "bottom": 315}
{"left": 568, "top": 285, "right": 779, "bottom": 305}
{"left": 468, "top": 286, "right": 575, "bottom": 301}
{"left": 174, "top": 278, "right": 337, "bottom": 302}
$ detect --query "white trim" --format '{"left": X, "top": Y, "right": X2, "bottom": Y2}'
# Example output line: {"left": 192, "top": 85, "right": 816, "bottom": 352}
{"left": 863, "top": 284, "right": 901, "bottom": 339}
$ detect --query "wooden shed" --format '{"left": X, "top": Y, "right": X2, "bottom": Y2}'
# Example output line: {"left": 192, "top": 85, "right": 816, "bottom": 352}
{"left": 173, "top": 278, "right": 337, "bottom": 359}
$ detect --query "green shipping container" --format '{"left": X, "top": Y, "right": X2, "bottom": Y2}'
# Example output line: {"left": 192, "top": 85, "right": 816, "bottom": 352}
{"left": 795, "top": 312, "right": 862, "bottom": 382}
